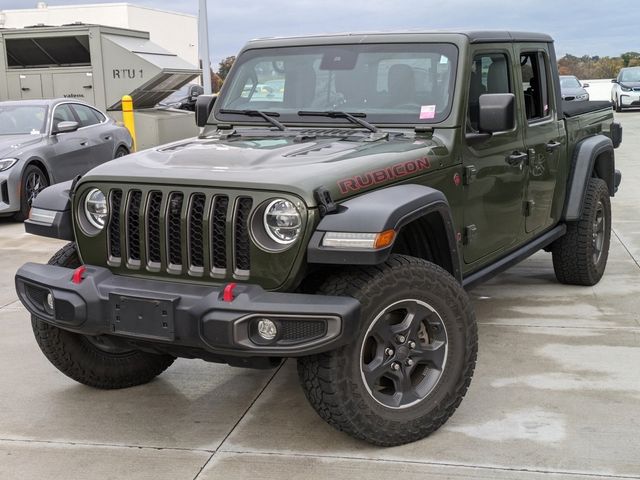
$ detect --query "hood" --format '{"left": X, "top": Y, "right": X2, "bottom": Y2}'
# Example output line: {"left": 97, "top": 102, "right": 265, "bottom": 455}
{"left": 561, "top": 87, "right": 587, "bottom": 97}
{"left": 619, "top": 81, "right": 640, "bottom": 89}
{"left": 82, "top": 129, "right": 452, "bottom": 206}
{"left": 0, "top": 134, "right": 44, "bottom": 158}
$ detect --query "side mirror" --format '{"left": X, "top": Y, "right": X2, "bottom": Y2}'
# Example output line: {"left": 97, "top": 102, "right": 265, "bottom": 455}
{"left": 611, "top": 79, "right": 618, "bottom": 84}
{"left": 188, "top": 84, "right": 204, "bottom": 102}
{"left": 582, "top": 83, "right": 590, "bottom": 88}
{"left": 478, "top": 93, "right": 515, "bottom": 134}
{"left": 195, "top": 94, "right": 216, "bottom": 127}
{"left": 53, "top": 121, "right": 79, "bottom": 134}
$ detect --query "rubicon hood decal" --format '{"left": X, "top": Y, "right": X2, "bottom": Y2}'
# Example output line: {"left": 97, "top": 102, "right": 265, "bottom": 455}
{"left": 337, "top": 158, "right": 431, "bottom": 194}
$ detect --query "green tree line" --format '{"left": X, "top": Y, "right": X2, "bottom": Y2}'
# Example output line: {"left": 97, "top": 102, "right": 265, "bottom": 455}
{"left": 558, "top": 52, "right": 640, "bottom": 79}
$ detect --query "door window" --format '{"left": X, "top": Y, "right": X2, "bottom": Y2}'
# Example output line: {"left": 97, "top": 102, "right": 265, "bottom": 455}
{"left": 71, "top": 104, "right": 104, "bottom": 127}
{"left": 520, "top": 52, "right": 550, "bottom": 121}
{"left": 467, "top": 53, "right": 511, "bottom": 131}
{"left": 51, "top": 104, "right": 76, "bottom": 131}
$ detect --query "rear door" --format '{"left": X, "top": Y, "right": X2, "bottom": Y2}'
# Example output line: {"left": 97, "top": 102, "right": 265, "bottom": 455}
{"left": 516, "top": 46, "right": 565, "bottom": 233}
{"left": 462, "top": 47, "right": 528, "bottom": 264}
{"left": 70, "top": 103, "right": 114, "bottom": 168}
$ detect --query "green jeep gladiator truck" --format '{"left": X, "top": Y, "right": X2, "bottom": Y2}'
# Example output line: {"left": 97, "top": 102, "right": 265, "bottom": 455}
{"left": 16, "top": 31, "right": 622, "bottom": 446}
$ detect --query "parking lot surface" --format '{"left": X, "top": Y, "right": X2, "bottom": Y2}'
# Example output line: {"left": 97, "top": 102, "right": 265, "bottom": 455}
{"left": 2, "top": 112, "right": 640, "bottom": 480}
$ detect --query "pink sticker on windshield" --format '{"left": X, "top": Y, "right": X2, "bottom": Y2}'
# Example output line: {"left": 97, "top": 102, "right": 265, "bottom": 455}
{"left": 420, "top": 105, "right": 436, "bottom": 120}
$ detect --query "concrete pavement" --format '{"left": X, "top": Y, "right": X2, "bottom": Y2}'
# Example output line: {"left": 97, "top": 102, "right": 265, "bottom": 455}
{"left": 2, "top": 113, "right": 640, "bottom": 479}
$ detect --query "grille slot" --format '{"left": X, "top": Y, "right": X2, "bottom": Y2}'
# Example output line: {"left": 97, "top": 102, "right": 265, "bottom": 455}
{"left": 0, "top": 181, "right": 8, "bottom": 204}
{"left": 167, "top": 193, "right": 184, "bottom": 268}
{"left": 234, "top": 197, "right": 253, "bottom": 274}
{"left": 108, "top": 190, "right": 123, "bottom": 259}
{"left": 126, "top": 190, "right": 142, "bottom": 263}
{"left": 211, "top": 196, "right": 228, "bottom": 271}
{"left": 99, "top": 187, "right": 260, "bottom": 279}
{"left": 147, "top": 192, "right": 163, "bottom": 265}
{"left": 188, "top": 193, "right": 206, "bottom": 270}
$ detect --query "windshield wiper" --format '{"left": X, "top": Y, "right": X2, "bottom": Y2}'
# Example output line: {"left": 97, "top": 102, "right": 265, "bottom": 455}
{"left": 298, "top": 110, "right": 379, "bottom": 133}
{"left": 219, "top": 109, "right": 287, "bottom": 131}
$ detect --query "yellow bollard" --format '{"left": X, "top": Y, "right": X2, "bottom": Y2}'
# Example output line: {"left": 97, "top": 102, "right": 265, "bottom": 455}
{"left": 121, "top": 95, "right": 137, "bottom": 152}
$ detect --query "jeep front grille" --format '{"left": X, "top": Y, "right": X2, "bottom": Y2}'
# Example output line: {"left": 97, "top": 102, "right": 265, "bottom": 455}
{"left": 106, "top": 188, "right": 254, "bottom": 279}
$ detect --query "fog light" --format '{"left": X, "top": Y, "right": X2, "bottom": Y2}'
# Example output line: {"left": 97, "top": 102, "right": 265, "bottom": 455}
{"left": 46, "top": 292, "right": 54, "bottom": 311}
{"left": 257, "top": 318, "right": 278, "bottom": 341}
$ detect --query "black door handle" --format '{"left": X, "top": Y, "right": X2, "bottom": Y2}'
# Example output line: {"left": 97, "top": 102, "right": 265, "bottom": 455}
{"left": 546, "top": 141, "right": 562, "bottom": 152}
{"left": 103, "top": 136, "right": 112, "bottom": 141}
{"left": 506, "top": 151, "right": 528, "bottom": 166}
{"left": 83, "top": 85, "right": 93, "bottom": 89}
{"left": 80, "top": 141, "right": 87, "bottom": 146}
{"left": 21, "top": 87, "right": 30, "bottom": 91}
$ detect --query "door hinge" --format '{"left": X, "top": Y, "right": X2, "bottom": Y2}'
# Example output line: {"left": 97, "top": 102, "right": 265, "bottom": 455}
{"left": 463, "top": 224, "right": 477, "bottom": 245}
{"left": 523, "top": 200, "right": 535, "bottom": 217}
{"left": 463, "top": 165, "right": 477, "bottom": 185}
{"left": 527, "top": 148, "right": 536, "bottom": 164}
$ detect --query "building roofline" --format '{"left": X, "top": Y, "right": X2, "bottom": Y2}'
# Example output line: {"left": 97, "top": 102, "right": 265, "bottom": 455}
{"left": 0, "top": 3, "right": 196, "bottom": 20}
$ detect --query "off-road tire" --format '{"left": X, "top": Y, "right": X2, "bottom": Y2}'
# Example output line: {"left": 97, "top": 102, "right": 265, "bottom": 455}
{"left": 552, "top": 178, "right": 611, "bottom": 285}
{"left": 31, "top": 242, "right": 175, "bottom": 389}
{"left": 14, "top": 164, "right": 49, "bottom": 221}
{"left": 297, "top": 255, "right": 478, "bottom": 446}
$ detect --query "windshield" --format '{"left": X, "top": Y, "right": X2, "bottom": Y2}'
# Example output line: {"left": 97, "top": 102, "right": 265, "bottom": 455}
{"left": 214, "top": 43, "right": 458, "bottom": 125}
{"left": 620, "top": 68, "right": 640, "bottom": 83}
{"left": 560, "top": 76, "right": 581, "bottom": 89}
{"left": 0, "top": 105, "right": 47, "bottom": 135}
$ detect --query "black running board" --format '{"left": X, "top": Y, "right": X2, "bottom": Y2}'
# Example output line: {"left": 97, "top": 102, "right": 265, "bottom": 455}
{"left": 462, "top": 224, "right": 566, "bottom": 290}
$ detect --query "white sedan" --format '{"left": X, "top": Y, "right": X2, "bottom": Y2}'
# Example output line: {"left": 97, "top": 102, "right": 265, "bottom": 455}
{"left": 611, "top": 67, "right": 640, "bottom": 112}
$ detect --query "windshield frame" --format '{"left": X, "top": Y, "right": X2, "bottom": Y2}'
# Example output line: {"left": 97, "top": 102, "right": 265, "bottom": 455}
{"left": 211, "top": 42, "right": 459, "bottom": 128}
{"left": 0, "top": 104, "right": 48, "bottom": 135}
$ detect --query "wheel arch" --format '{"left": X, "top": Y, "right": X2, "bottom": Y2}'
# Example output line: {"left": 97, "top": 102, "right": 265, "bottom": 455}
{"left": 563, "top": 134, "right": 615, "bottom": 222}
{"left": 307, "top": 184, "right": 462, "bottom": 282}
{"left": 24, "top": 157, "right": 52, "bottom": 184}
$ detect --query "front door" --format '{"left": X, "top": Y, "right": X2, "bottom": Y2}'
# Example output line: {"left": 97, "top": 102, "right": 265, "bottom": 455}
{"left": 517, "top": 48, "right": 564, "bottom": 233}
{"left": 48, "top": 103, "right": 91, "bottom": 182}
{"left": 462, "top": 49, "right": 528, "bottom": 264}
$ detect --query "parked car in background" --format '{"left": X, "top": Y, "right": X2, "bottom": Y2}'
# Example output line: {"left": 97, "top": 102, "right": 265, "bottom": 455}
{"left": 560, "top": 75, "right": 589, "bottom": 101}
{"left": 157, "top": 84, "right": 205, "bottom": 111}
{"left": 0, "top": 99, "right": 132, "bottom": 220}
{"left": 611, "top": 66, "right": 640, "bottom": 112}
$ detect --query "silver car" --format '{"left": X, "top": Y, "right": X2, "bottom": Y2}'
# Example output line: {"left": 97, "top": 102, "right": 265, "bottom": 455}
{"left": 0, "top": 99, "right": 132, "bottom": 220}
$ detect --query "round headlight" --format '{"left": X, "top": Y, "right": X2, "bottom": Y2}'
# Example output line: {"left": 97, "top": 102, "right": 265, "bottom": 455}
{"left": 84, "top": 188, "right": 108, "bottom": 230}
{"left": 263, "top": 199, "right": 301, "bottom": 245}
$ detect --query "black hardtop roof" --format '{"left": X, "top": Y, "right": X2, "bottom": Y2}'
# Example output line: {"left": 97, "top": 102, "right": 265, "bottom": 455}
{"left": 246, "top": 30, "right": 553, "bottom": 47}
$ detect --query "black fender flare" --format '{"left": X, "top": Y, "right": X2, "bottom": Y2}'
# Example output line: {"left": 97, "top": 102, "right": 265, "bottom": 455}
{"left": 24, "top": 180, "right": 74, "bottom": 240}
{"left": 563, "top": 135, "right": 615, "bottom": 222}
{"left": 307, "top": 184, "right": 462, "bottom": 282}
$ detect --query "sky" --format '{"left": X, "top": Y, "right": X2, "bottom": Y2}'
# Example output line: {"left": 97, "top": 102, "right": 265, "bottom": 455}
{"left": 0, "top": 0, "right": 637, "bottom": 66}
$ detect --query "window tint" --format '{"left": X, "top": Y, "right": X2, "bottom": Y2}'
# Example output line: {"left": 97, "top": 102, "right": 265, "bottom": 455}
{"left": 71, "top": 104, "right": 103, "bottom": 127}
{"left": 521, "top": 52, "right": 550, "bottom": 121}
{"left": 467, "top": 53, "right": 510, "bottom": 131}
{"left": 52, "top": 104, "right": 75, "bottom": 131}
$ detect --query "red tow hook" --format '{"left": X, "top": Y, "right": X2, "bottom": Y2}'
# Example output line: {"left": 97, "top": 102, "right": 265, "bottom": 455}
{"left": 72, "top": 265, "right": 87, "bottom": 285}
{"left": 222, "top": 282, "right": 238, "bottom": 302}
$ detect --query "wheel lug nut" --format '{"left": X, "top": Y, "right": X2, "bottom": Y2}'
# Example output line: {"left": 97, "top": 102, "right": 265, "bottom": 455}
{"left": 406, "top": 359, "right": 414, "bottom": 367}
{"left": 408, "top": 341, "right": 416, "bottom": 349}
{"left": 395, "top": 335, "right": 406, "bottom": 344}
{"left": 385, "top": 347, "right": 394, "bottom": 356}
{"left": 391, "top": 362, "right": 400, "bottom": 371}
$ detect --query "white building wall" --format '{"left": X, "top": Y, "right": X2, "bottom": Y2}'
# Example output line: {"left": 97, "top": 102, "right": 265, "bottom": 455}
{"left": 0, "top": 3, "right": 198, "bottom": 66}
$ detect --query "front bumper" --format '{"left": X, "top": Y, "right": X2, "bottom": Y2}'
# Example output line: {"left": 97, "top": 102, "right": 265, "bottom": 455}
{"left": 15, "top": 263, "right": 361, "bottom": 359}
{"left": 0, "top": 168, "right": 20, "bottom": 215}
{"left": 620, "top": 92, "right": 640, "bottom": 107}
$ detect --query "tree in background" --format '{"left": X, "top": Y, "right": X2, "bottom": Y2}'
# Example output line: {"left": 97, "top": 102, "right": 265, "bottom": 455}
{"left": 217, "top": 56, "right": 236, "bottom": 81}
{"left": 621, "top": 52, "right": 640, "bottom": 68}
{"left": 558, "top": 53, "right": 625, "bottom": 79}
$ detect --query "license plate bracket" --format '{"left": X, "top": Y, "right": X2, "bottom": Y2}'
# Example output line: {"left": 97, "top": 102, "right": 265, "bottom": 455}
{"left": 109, "top": 293, "right": 177, "bottom": 341}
